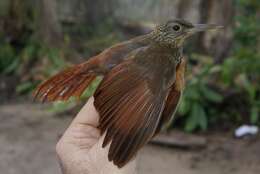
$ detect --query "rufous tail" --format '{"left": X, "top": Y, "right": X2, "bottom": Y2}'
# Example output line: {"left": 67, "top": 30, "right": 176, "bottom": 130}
{"left": 33, "top": 62, "right": 97, "bottom": 102}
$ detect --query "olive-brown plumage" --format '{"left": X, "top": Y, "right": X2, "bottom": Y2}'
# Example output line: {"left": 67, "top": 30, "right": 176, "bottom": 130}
{"left": 34, "top": 19, "right": 222, "bottom": 167}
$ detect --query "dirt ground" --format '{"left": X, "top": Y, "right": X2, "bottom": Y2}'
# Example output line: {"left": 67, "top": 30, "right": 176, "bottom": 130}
{"left": 0, "top": 103, "right": 260, "bottom": 174}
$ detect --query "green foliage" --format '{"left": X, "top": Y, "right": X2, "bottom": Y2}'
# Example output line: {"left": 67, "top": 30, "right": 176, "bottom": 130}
{"left": 0, "top": 35, "right": 67, "bottom": 94}
{"left": 0, "top": 4, "right": 119, "bottom": 114}
{"left": 49, "top": 77, "right": 102, "bottom": 113}
{"left": 222, "top": 0, "right": 260, "bottom": 124}
{"left": 0, "top": 42, "right": 17, "bottom": 74}
{"left": 0, "top": 0, "right": 68, "bottom": 96}
{"left": 178, "top": 0, "right": 260, "bottom": 132}
{"left": 62, "top": 18, "right": 121, "bottom": 56}
{"left": 45, "top": 20, "right": 120, "bottom": 113}
{"left": 16, "top": 81, "right": 36, "bottom": 94}
{"left": 178, "top": 55, "right": 223, "bottom": 132}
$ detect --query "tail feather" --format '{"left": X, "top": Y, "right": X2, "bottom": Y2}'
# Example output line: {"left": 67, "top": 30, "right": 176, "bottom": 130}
{"left": 34, "top": 63, "right": 96, "bottom": 102}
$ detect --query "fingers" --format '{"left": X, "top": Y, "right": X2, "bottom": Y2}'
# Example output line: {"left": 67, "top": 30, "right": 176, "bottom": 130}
{"left": 56, "top": 97, "right": 100, "bottom": 150}
{"left": 56, "top": 96, "right": 138, "bottom": 173}
{"left": 70, "top": 97, "right": 99, "bottom": 127}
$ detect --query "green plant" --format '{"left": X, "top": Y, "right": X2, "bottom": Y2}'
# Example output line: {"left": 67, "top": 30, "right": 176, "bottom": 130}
{"left": 0, "top": 41, "right": 17, "bottom": 74}
{"left": 177, "top": 0, "right": 260, "bottom": 132}
{"left": 178, "top": 55, "right": 223, "bottom": 132}
{"left": 49, "top": 77, "right": 102, "bottom": 113}
{"left": 219, "top": 0, "right": 260, "bottom": 124}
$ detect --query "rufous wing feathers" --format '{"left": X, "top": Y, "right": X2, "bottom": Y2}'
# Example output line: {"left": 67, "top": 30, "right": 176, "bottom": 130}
{"left": 94, "top": 60, "right": 168, "bottom": 167}
{"left": 33, "top": 62, "right": 97, "bottom": 102}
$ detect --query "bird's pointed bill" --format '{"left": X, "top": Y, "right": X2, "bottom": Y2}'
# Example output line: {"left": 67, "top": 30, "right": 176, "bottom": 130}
{"left": 189, "top": 24, "right": 224, "bottom": 34}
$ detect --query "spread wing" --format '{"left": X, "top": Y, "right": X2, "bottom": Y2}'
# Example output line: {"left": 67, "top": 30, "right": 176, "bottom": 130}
{"left": 94, "top": 47, "right": 177, "bottom": 167}
{"left": 154, "top": 58, "right": 186, "bottom": 134}
{"left": 33, "top": 35, "right": 150, "bottom": 102}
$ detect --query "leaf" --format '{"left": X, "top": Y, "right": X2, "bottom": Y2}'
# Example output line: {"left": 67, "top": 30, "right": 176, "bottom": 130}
{"left": 49, "top": 100, "right": 76, "bottom": 113}
{"left": 209, "top": 65, "right": 221, "bottom": 74}
{"left": 81, "top": 77, "right": 102, "bottom": 99}
{"left": 184, "top": 103, "right": 208, "bottom": 132}
{"left": 48, "top": 49, "right": 66, "bottom": 68}
{"left": 197, "top": 105, "right": 208, "bottom": 130}
{"left": 3, "top": 58, "right": 19, "bottom": 74}
{"left": 185, "top": 103, "right": 198, "bottom": 132}
{"left": 16, "top": 82, "right": 35, "bottom": 94}
{"left": 178, "top": 98, "right": 191, "bottom": 115}
{"left": 201, "top": 85, "right": 223, "bottom": 103}
{"left": 250, "top": 106, "right": 259, "bottom": 124}
{"left": 185, "top": 86, "right": 200, "bottom": 100}
{"left": 22, "top": 44, "right": 36, "bottom": 60}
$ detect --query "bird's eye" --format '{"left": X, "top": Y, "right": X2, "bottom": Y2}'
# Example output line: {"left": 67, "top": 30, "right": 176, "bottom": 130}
{"left": 172, "top": 25, "right": 181, "bottom": 31}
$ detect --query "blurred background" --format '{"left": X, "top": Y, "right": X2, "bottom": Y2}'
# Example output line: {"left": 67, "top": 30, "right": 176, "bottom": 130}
{"left": 0, "top": 0, "right": 259, "bottom": 173}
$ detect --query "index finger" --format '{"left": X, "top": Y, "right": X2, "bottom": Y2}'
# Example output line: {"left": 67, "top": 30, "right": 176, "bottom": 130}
{"left": 70, "top": 97, "right": 99, "bottom": 127}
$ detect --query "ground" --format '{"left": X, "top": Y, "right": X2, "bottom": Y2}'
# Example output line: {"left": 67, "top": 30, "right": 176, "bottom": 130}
{"left": 0, "top": 103, "right": 260, "bottom": 174}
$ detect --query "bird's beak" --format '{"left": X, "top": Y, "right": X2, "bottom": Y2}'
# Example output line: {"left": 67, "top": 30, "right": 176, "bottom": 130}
{"left": 188, "top": 24, "right": 223, "bottom": 34}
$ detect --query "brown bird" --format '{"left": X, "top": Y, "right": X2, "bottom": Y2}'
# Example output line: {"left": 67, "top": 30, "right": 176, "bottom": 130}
{"left": 34, "top": 19, "right": 222, "bottom": 168}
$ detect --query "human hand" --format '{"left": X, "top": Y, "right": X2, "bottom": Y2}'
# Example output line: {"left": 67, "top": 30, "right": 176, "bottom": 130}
{"left": 56, "top": 97, "right": 137, "bottom": 174}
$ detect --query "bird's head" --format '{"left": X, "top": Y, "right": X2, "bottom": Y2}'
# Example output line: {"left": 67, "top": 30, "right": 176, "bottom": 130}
{"left": 151, "top": 19, "right": 223, "bottom": 48}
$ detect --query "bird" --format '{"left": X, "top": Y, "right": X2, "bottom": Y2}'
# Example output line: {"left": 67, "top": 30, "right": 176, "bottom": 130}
{"left": 34, "top": 19, "right": 222, "bottom": 168}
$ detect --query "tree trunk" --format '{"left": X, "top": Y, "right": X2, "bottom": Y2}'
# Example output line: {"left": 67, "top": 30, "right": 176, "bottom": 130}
{"left": 198, "top": 0, "right": 235, "bottom": 63}
{"left": 1, "top": 0, "right": 236, "bottom": 62}
{"left": 113, "top": 0, "right": 234, "bottom": 62}
{"left": 37, "top": 0, "right": 63, "bottom": 46}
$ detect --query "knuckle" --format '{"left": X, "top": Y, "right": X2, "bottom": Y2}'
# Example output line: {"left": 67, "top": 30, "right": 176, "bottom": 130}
{"left": 56, "top": 139, "right": 65, "bottom": 155}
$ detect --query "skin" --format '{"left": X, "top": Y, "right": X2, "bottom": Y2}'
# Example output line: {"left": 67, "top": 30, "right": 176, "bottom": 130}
{"left": 56, "top": 97, "right": 136, "bottom": 174}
